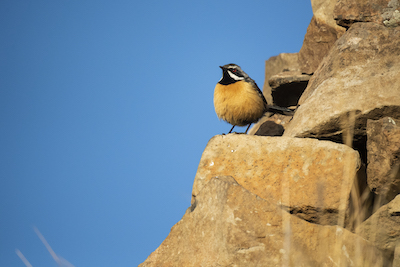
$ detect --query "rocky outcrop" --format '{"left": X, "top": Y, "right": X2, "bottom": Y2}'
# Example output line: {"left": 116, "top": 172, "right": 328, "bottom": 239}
{"left": 140, "top": 176, "right": 386, "bottom": 267}
{"left": 141, "top": 1, "right": 400, "bottom": 266}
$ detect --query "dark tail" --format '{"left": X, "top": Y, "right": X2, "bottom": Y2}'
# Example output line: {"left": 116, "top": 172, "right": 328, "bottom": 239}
{"left": 267, "top": 105, "right": 296, "bottom": 116}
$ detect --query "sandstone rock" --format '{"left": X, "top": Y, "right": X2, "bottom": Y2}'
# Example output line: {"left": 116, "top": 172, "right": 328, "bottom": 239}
{"left": 298, "top": 0, "right": 346, "bottom": 74}
{"left": 284, "top": 23, "right": 400, "bottom": 144}
{"left": 367, "top": 117, "right": 400, "bottom": 201}
{"left": 141, "top": 176, "right": 386, "bottom": 266}
{"left": 192, "top": 135, "right": 360, "bottom": 225}
{"left": 248, "top": 114, "right": 292, "bottom": 136}
{"left": 356, "top": 194, "right": 400, "bottom": 258}
{"left": 253, "top": 120, "right": 284, "bottom": 136}
{"left": 269, "top": 71, "right": 311, "bottom": 90}
{"left": 262, "top": 53, "right": 301, "bottom": 105}
{"left": 268, "top": 71, "right": 310, "bottom": 107}
{"left": 334, "top": 0, "right": 400, "bottom": 28}
{"left": 311, "top": 0, "right": 347, "bottom": 31}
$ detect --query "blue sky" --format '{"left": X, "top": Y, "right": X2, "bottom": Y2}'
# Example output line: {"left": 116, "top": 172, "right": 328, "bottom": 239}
{"left": 0, "top": 1, "right": 312, "bottom": 266}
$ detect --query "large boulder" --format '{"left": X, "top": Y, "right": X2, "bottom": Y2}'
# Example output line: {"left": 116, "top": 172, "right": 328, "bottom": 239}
{"left": 192, "top": 135, "right": 360, "bottom": 225}
{"left": 140, "top": 176, "right": 386, "bottom": 266}
{"left": 284, "top": 22, "right": 400, "bottom": 143}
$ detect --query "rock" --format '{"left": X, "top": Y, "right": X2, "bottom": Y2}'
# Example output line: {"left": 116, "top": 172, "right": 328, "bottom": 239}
{"left": 284, "top": 23, "right": 400, "bottom": 145}
{"left": 334, "top": 0, "right": 400, "bottom": 28}
{"left": 268, "top": 71, "right": 310, "bottom": 107}
{"left": 311, "top": 0, "right": 347, "bottom": 31}
{"left": 140, "top": 176, "right": 386, "bottom": 266}
{"left": 253, "top": 120, "right": 284, "bottom": 136}
{"left": 298, "top": 0, "right": 346, "bottom": 74}
{"left": 367, "top": 117, "right": 400, "bottom": 202}
{"left": 298, "top": 16, "right": 337, "bottom": 74}
{"left": 248, "top": 114, "right": 292, "bottom": 136}
{"left": 192, "top": 135, "right": 360, "bottom": 225}
{"left": 262, "top": 53, "right": 301, "bottom": 105}
{"left": 269, "top": 71, "right": 311, "bottom": 90}
{"left": 356, "top": 194, "right": 400, "bottom": 258}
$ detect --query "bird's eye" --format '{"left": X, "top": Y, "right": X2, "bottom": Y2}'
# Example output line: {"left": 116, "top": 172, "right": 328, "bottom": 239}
{"left": 231, "top": 69, "right": 237, "bottom": 73}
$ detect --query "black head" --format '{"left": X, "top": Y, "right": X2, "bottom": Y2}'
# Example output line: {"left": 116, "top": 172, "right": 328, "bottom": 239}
{"left": 218, "top": 63, "right": 249, "bottom": 85}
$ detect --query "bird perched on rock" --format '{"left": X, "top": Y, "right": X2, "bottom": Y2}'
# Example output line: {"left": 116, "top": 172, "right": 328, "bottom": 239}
{"left": 214, "top": 63, "right": 294, "bottom": 134}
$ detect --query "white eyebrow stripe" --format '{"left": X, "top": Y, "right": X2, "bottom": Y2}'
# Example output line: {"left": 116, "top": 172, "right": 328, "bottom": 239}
{"left": 227, "top": 70, "right": 244, "bottom": 81}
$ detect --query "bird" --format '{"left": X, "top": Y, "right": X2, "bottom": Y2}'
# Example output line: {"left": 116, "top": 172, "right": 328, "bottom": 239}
{"left": 214, "top": 63, "right": 294, "bottom": 134}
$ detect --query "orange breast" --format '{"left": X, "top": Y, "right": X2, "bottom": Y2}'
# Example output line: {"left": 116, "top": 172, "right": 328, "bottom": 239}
{"left": 214, "top": 81, "right": 266, "bottom": 126}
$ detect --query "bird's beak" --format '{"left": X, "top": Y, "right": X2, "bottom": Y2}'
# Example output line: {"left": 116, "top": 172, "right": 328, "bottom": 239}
{"left": 219, "top": 66, "right": 224, "bottom": 70}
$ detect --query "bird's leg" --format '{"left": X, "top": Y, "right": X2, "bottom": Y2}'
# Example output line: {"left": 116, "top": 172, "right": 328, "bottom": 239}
{"left": 228, "top": 125, "right": 236, "bottom": 133}
{"left": 244, "top": 124, "right": 252, "bottom": 134}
